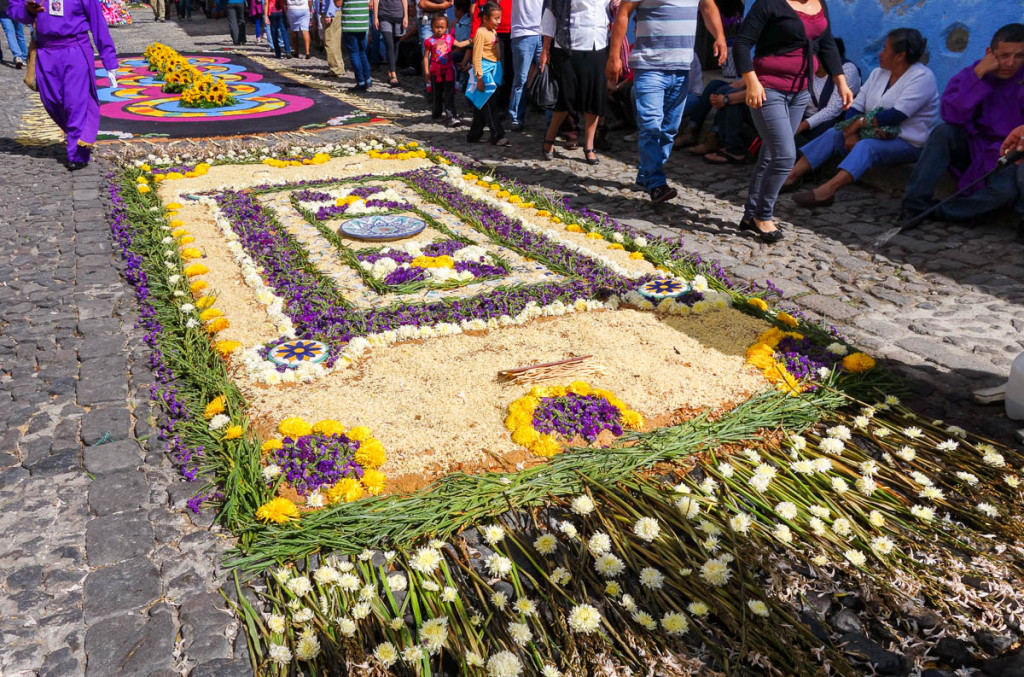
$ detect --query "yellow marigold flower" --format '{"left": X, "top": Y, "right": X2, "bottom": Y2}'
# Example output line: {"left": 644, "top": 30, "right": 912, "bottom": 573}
{"left": 141, "top": 164, "right": 152, "bottom": 172}
{"left": 278, "top": 417, "right": 313, "bottom": 438}
{"left": 169, "top": 218, "right": 184, "bottom": 228}
{"left": 585, "top": 232, "right": 604, "bottom": 240}
{"left": 200, "top": 308, "right": 223, "bottom": 322}
{"left": 504, "top": 414, "right": 521, "bottom": 432}
{"left": 777, "top": 312, "right": 798, "bottom": 328}
{"left": 530, "top": 434, "right": 562, "bottom": 457}
{"left": 745, "top": 344, "right": 777, "bottom": 371}
{"left": 184, "top": 263, "right": 209, "bottom": 277}
{"left": 190, "top": 280, "right": 209, "bottom": 294}
{"left": 520, "top": 202, "right": 535, "bottom": 209}
{"left": 565, "top": 223, "right": 584, "bottom": 233}
{"left": 551, "top": 216, "right": 562, "bottom": 224}
{"left": 536, "top": 209, "right": 551, "bottom": 218}
{"left": 206, "top": 317, "right": 229, "bottom": 333}
{"left": 180, "top": 247, "right": 203, "bottom": 260}
{"left": 497, "top": 190, "right": 511, "bottom": 198}
{"left": 842, "top": 352, "right": 876, "bottom": 373}
{"left": 410, "top": 255, "right": 454, "bottom": 269}
{"left": 607, "top": 243, "right": 625, "bottom": 250}
{"left": 137, "top": 184, "right": 151, "bottom": 193}
{"left": 153, "top": 174, "right": 165, "bottom": 182}
{"left": 476, "top": 180, "right": 491, "bottom": 187}
{"left": 407, "top": 141, "right": 419, "bottom": 148}
{"left": 204, "top": 395, "right": 226, "bottom": 419}
{"left": 255, "top": 497, "right": 299, "bottom": 524}
{"left": 166, "top": 172, "right": 183, "bottom": 180}
{"left": 327, "top": 478, "right": 364, "bottom": 503}
{"left": 171, "top": 227, "right": 187, "bottom": 237}
{"left": 776, "top": 369, "right": 804, "bottom": 395}
{"left": 629, "top": 251, "right": 645, "bottom": 260}
{"left": 754, "top": 327, "right": 785, "bottom": 348}
{"left": 463, "top": 173, "right": 478, "bottom": 181}
{"left": 354, "top": 438, "right": 386, "bottom": 468}
{"left": 261, "top": 438, "right": 283, "bottom": 454}
{"left": 311, "top": 419, "right": 345, "bottom": 436}
{"left": 223, "top": 425, "right": 243, "bottom": 440}
{"left": 195, "top": 163, "right": 211, "bottom": 173}
{"left": 362, "top": 468, "right": 386, "bottom": 495}
{"left": 184, "top": 171, "right": 197, "bottom": 178}
{"left": 179, "top": 235, "right": 195, "bottom": 245}
{"left": 567, "top": 380, "right": 592, "bottom": 396}
{"left": 195, "top": 295, "right": 215, "bottom": 309}
{"left": 748, "top": 297, "right": 769, "bottom": 312}
{"left": 166, "top": 202, "right": 182, "bottom": 210}
{"left": 137, "top": 176, "right": 149, "bottom": 185}
{"left": 489, "top": 183, "right": 501, "bottom": 191}
{"left": 507, "top": 195, "right": 522, "bottom": 203}
{"left": 511, "top": 426, "right": 540, "bottom": 447}
{"left": 214, "top": 340, "right": 241, "bottom": 357}
{"left": 621, "top": 409, "right": 645, "bottom": 430}
{"left": 347, "top": 425, "right": 372, "bottom": 442}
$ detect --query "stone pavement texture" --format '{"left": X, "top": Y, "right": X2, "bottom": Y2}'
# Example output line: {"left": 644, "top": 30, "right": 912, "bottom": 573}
{"left": 1, "top": 8, "right": 1022, "bottom": 677}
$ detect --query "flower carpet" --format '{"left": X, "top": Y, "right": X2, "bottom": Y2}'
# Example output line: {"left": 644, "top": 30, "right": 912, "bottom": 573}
{"left": 110, "top": 138, "right": 1024, "bottom": 676}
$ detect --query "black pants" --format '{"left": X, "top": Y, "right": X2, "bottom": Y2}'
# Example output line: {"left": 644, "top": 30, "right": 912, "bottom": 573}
{"left": 469, "top": 94, "right": 503, "bottom": 142}
{"left": 496, "top": 32, "right": 512, "bottom": 112}
{"left": 226, "top": 4, "right": 247, "bottom": 44}
{"left": 432, "top": 77, "right": 456, "bottom": 120}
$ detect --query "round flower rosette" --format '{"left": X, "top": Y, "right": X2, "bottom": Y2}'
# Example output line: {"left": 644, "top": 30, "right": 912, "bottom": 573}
{"left": 745, "top": 327, "right": 875, "bottom": 395}
{"left": 505, "top": 380, "right": 645, "bottom": 458}
{"left": 258, "top": 417, "right": 386, "bottom": 516}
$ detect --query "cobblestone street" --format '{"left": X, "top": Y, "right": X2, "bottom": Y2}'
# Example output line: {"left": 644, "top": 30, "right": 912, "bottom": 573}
{"left": 0, "top": 8, "right": 1022, "bottom": 676}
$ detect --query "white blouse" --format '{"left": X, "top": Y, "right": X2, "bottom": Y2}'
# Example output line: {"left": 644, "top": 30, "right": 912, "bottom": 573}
{"left": 852, "top": 62, "right": 939, "bottom": 147}
{"left": 540, "top": 0, "right": 611, "bottom": 51}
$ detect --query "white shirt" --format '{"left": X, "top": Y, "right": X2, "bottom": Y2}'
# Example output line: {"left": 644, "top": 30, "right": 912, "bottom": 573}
{"left": 511, "top": 0, "right": 544, "bottom": 38}
{"left": 852, "top": 62, "right": 939, "bottom": 147}
{"left": 805, "top": 61, "right": 862, "bottom": 130}
{"left": 540, "top": 0, "right": 610, "bottom": 50}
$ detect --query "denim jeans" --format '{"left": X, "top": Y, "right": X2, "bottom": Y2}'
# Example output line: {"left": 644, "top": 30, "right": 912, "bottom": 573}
{"left": 683, "top": 79, "right": 730, "bottom": 131}
{"left": 268, "top": 11, "right": 291, "bottom": 57}
{"left": 0, "top": 15, "right": 27, "bottom": 61}
{"left": 633, "top": 69, "right": 689, "bottom": 192}
{"left": 746, "top": 88, "right": 809, "bottom": 220}
{"left": 509, "top": 34, "right": 541, "bottom": 125}
{"left": 801, "top": 127, "right": 921, "bottom": 181}
{"left": 343, "top": 31, "right": 371, "bottom": 86}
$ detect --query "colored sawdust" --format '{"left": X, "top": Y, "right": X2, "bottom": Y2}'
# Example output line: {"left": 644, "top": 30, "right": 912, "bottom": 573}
{"left": 239, "top": 307, "right": 771, "bottom": 494}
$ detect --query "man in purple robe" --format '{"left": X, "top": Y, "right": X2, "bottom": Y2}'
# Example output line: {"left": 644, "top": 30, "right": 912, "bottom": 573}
{"left": 901, "top": 23, "right": 1024, "bottom": 224}
{"left": 9, "top": 0, "right": 118, "bottom": 169}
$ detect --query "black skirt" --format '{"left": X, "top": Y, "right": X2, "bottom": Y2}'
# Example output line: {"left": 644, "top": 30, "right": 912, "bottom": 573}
{"left": 552, "top": 46, "right": 607, "bottom": 117}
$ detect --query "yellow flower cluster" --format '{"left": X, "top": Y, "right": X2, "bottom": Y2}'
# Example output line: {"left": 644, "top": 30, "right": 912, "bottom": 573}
{"left": 504, "top": 381, "right": 644, "bottom": 458}
{"left": 256, "top": 496, "right": 300, "bottom": 524}
{"left": 181, "top": 73, "right": 231, "bottom": 107}
{"left": 842, "top": 352, "right": 876, "bottom": 373}
{"left": 747, "top": 297, "right": 769, "bottom": 312}
{"left": 335, "top": 194, "right": 364, "bottom": 207}
{"left": 144, "top": 43, "right": 233, "bottom": 108}
{"left": 745, "top": 327, "right": 806, "bottom": 395}
{"left": 368, "top": 148, "right": 428, "bottom": 160}
{"left": 262, "top": 153, "right": 331, "bottom": 169}
{"left": 410, "top": 255, "right": 455, "bottom": 269}
{"left": 204, "top": 395, "right": 226, "bottom": 419}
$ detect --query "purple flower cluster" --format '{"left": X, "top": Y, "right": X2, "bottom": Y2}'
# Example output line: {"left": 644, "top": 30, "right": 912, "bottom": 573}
{"left": 358, "top": 250, "right": 415, "bottom": 265}
{"left": 383, "top": 266, "right": 428, "bottom": 285}
{"left": 422, "top": 239, "right": 468, "bottom": 257}
{"left": 775, "top": 336, "right": 843, "bottom": 386}
{"left": 532, "top": 394, "right": 624, "bottom": 443}
{"left": 267, "top": 433, "right": 364, "bottom": 495}
{"left": 293, "top": 189, "right": 333, "bottom": 202}
{"left": 314, "top": 198, "right": 412, "bottom": 221}
{"left": 454, "top": 260, "right": 505, "bottom": 277}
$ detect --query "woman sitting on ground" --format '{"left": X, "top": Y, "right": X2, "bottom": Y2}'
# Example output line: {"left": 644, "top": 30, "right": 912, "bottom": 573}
{"left": 786, "top": 28, "right": 939, "bottom": 207}
{"left": 794, "top": 37, "right": 861, "bottom": 145}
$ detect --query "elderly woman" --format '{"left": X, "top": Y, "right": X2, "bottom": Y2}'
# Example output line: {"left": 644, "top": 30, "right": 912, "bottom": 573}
{"left": 787, "top": 28, "right": 938, "bottom": 206}
{"left": 538, "top": 0, "right": 612, "bottom": 165}
{"left": 733, "top": 0, "right": 854, "bottom": 243}
{"left": 9, "top": 0, "right": 117, "bottom": 169}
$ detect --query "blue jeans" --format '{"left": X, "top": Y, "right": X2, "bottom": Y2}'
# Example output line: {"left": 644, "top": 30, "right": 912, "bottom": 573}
{"left": 746, "top": 88, "right": 810, "bottom": 220}
{"left": 268, "top": 11, "right": 291, "bottom": 57}
{"left": 509, "top": 34, "right": 541, "bottom": 125}
{"left": 343, "top": 31, "right": 371, "bottom": 86}
{"left": 633, "top": 69, "right": 689, "bottom": 192}
{"left": 0, "top": 15, "right": 27, "bottom": 61}
{"left": 801, "top": 127, "right": 921, "bottom": 181}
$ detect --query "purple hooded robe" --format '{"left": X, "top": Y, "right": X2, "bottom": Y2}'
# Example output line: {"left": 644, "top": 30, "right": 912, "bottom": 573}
{"left": 9, "top": 0, "right": 118, "bottom": 164}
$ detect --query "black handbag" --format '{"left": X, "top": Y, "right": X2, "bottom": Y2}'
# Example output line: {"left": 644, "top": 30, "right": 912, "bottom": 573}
{"left": 528, "top": 66, "right": 558, "bottom": 109}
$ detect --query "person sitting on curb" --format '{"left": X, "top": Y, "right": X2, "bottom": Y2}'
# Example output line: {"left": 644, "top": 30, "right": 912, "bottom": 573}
{"left": 900, "top": 22, "right": 1024, "bottom": 225}
{"left": 1000, "top": 124, "right": 1024, "bottom": 242}
{"left": 793, "top": 37, "right": 861, "bottom": 147}
{"left": 785, "top": 28, "right": 938, "bottom": 207}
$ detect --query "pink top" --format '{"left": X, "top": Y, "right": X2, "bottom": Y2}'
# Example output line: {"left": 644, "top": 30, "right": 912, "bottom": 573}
{"left": 754, "top": 9, "right": 827, "bottom": 93}
{"left": 425, "top": 34, "right": 457, "bottom": 82}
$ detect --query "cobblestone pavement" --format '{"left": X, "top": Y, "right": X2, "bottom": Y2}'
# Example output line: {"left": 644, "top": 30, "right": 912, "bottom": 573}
{"left": 1, "top": 10, "right": 1022, "bottom": 677}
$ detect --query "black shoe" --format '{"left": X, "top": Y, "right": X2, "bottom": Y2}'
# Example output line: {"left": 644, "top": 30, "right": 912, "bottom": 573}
{"left": 348, "top": 84, "right": 368, "bottom": 92}
{"left": 649, "top": 185, "right": 677, "bottom": 204}
{"left": 68, "top": 161, "right": 88, "bottom": 171}
{"left": 741, "top": 218, "right": 783, "bottom": 243}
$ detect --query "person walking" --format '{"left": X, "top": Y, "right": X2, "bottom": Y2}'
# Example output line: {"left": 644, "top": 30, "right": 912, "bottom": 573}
{"left": 321, "top": 0, "right": 346, "bottom": 76}
{"left": 337, "top": 0, "right": 371, "bottom": 88}
{"left": 151, "top": 0, "right": 166, "bottom": 20}
{"left": 264, "top": 0, "right": 292, "bottom": 56}
{"left": 466, "top": 1, "right": 507, "bottom": 145}
{"left": 507, "top": 0, "right": 541, "bottom": 130}
{"left": 606, "top": 0, "right": 727, "bottom": 204}
{"left": 9, "top": 0, "right": 118, "bottom": 169}
{"left": 226, "top": 0, "right": 247, "bottom": 44}
{"left": 287, "top": 0, "right": 312, "bottom": 57}
{"left": 0, "top": 0, "right": 28, "bottom": 68}
{"left": 732, "top": 0, "right": 853, "bottom": 243}
{"left": 249, "top": 0, "right": 264, "bottom": 41}
{"left": 374, "top": 0, "right": 406, "bottom": 85}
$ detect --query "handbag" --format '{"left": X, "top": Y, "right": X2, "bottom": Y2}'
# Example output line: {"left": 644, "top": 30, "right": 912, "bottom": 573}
{"left": 24, "top": 39, "right": 38, "bottom": 91}
{"left": 528, "top": 65, "right": 558, "bottom": 109}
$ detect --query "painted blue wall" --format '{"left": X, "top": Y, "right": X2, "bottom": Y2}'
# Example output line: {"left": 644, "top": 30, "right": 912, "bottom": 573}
{"left": 743, "top": 0, "right": 1024, "bottom": 89}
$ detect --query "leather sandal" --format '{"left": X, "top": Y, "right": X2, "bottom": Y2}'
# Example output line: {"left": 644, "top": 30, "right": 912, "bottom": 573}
{"left": 542, "top": 137, "right": 557, "bottom": 160}
{"left": 583, "top": 148, "right": 599, "bottom": 165}
{"left": 792, "top": 190, "right": 835, "bottom": 208}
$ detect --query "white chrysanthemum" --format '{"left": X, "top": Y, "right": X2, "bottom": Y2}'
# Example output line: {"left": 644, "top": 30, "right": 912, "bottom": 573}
{"left": 551, "top": 567, "right": 571, "bottom": 585}
{"left": 717, "top": 462, "right": 735, "bottom": 478}
{"left": 534, "top": 533, "right": 557, "bottom": 555}
{"left": 955, "top": 471, "right": 979, "bottom": 486}
{"left": 700, "top": 476, "right": 719, "bottom": 494}
{"left": 676, "top": 496, "right": 701, "bottom": 518}
{"left": 266, "top": 613, "right": 286, "bottom": 633}
{"left": 481, "top": 524, "right": 506, "bottom": 546}
{"left": 747, "top": 600, "right": 770, "bottom": 617}
{"left": 868, "top": 510, "right": 885, "bottom": 527}
{"left": 421, "top": 580, "right": 440, "bottom": 592}
{"left": 983, "top": 450, "right": 1006, "bottom": 468}
{"left": 208, "top": 414, "right": 230, "bottom": 431}
{"left": 262, "top": 464, "right": 282, "bottom": 480}
{"left": 870, "top": 535, "right": 894, "bottom": 556}
{"left": 541, "top": 665, "right": 562, "bottom": 677}
{"left": 700, "top": 557, "right": 732, "bottom": 586}
{"left": 1005, "top": 475, "right": 1020, "bottom": 488}
{"left": 466, "top": 650, "right": 485, "bottom": 667}
{"left": 508, "top": 621, "right": 533, "bottom": 645}
{"left": 831, "top": 477, "right": 849, "bottom": 493}
{"left": 485, "top": 554, "right": 513, "bottom": 579}
{"left": 632, "top": 610, "right": 657, "bottom": 630}
{"left": 874, "top": 427, "right": 891, "bottom": 438}
{"left": 977, "top": 502, "right": 999, "bottom": 518}
{"left": 902, "top": 426, "right": 923, "bottom": 439}
{"left": 811, "top": 554, "right": 829, "bottom": 566}
{"left": 774, "top": 501, "right": 798, "bottom": 520}
{"left": 946, "top": 425, "right": 967, "bottom": 438}
{"left": 486, "top": 650, "right": 523, "bottom": 677}
{"left": 313, "top": 566, "right": 339, "bottom": 586}
{"left": 558, "top": 521, "right": 579, "bottom": 539}
{"left": 439, "top": 586, "right": 458, "bottom": 603}
{"left": 605, "top": 580, "right": 621, "bottom": 596}
{"left": 749, "top": 475, "right": 771, "bottom": 493}
{"left": 832, "top": 517, "right": 852, "bottom": 537}
{"left": 588, "top": 532, "right": 612, "bottom": 555}
{"left": 568, "top": 604, "right": 602, "bottom": 633}
{"left": 359, "top": 583, "right": 376, "bottom": 600}
{"left": 286, "top": 576, "right": 312, "bottom": 597}
{"left": 639, "top": 567, "right": 665, "bottom": 589}
{"left": 351, "top": 602, "right": 371, "bottom": 620}
{"left": 593, "top": 553, "right": 626, "bottom": 578}
{"left": 844, "top": 549, "right": 867, "bottom": 567}
{"left": 410, "top": 546, "right": 442, "bottom": 573}
{"left": 910, "top": 505, "right": 934, "bottom": 521}
{"left": 633, "top": 517, "right": 661, "bottom": 542}
{"left": 936, "top": 439, "right": 959, "bottom": 452}
{"left": 514, "top": 597, "right": 538, "bottom": 616}
{"left": 827, "top": 425, "right": 852, "bottom": 441}
{"left": 859, "top": 460, "right": 879, "bottom": 476}
{"left": 697, "top": 519, "right": 721, "bottom": 535}
{"left": 791, "top": 459, "right": 815, "bottom": 474}
{"left": 919, "top": 486, "right": 944, "bottom": 501}
{"left": 619, "top": 594, "right": 636, "bottom": 612}
{"left": 825, "top": 342, "right": 848, "bottom": 356}
{"left": 403, "top": 645, "right": 425, "bottom": 662}
{"left": 788, "top": 434, "right": 807, "bottom": 451}
{"left": 688, "top": 601, "right": 710, "bottom": 617}
{"left": 808, "top": 504, "right": 830, "bottom": 518}
{"left": 808, "top": 517, "right": 826, "bottom": 536}
{"left": 856, "top": 476, "right": 878, "bottom": 496}
{"left": 268, "top": 643, "right": 293, "bottom": 665}
{"left": 819, "top": 437, "right": 845, "bottom": 455}
{"left": 570, "top": 494, "right": 596, "bottom": 515}
{"left": 853, "top": 415, "right": 870, "bottom": 429}
{"left": 729, "top": 512, "right": 752, "bottom": 534}
{"left": 419, "top": 616, "right": 449, "bottom": 654}
{"left": 813, "top": 457, "right": 833, "bottom": 474}
{"left": 702, "top": 535, "right": 721, "bottom": 552}
{"left": 884, "top": 395, "right": 900, "bottom": 406}
{"left": 491, "top": 591, "right": 508, "bottom": 609}
{"left": 773, "top": 524, "right": 793, "bottom": 544}
{"left": 336, "top": 617, "right": 357, "bottom": 637}
{"left": 911, "top": 471, "right": 933, "bottom": 486}
{"left": 295, "top": 633, "right": 321, "bottom": 660}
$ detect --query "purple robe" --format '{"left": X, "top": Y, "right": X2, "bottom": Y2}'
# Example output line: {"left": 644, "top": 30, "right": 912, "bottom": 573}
{"left": 940, "top": 61, "right": 1024, "bottom": 192}
{"left": 9, "top": 0, "right": 117, "bottom": 164}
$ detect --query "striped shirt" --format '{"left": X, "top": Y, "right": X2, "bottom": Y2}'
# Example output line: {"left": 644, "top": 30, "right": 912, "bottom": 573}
{"left": 340, "top": 0, "right": 370, "bottom": 31}
{"left": 629, "top": 0, "right": 699, "bottom": 72}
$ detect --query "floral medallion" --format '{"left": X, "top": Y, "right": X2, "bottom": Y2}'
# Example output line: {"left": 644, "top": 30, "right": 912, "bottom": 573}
{"left": 638, "top": 278, "right": 690, "bottom": 300}
{"left": 340, "top": 214, "right": 427, "bottom": 241}
{"left": 269, "top": 339, "right": 329, "bottom": 368}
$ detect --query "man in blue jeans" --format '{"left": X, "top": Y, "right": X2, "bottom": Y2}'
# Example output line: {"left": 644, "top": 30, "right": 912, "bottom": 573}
{"left": 507, "top": 0, "right": 541, "bottom": 130}
{"left": 607, "top": 0, "right": 726, "bottom": 204}
{"left": 0, "top": 0, "right": 28, "bottom": 68}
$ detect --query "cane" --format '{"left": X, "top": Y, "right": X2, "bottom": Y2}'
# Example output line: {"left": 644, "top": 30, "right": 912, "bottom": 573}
{"left": 872, "top": 147, "right": 1024, "bottom": 247}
